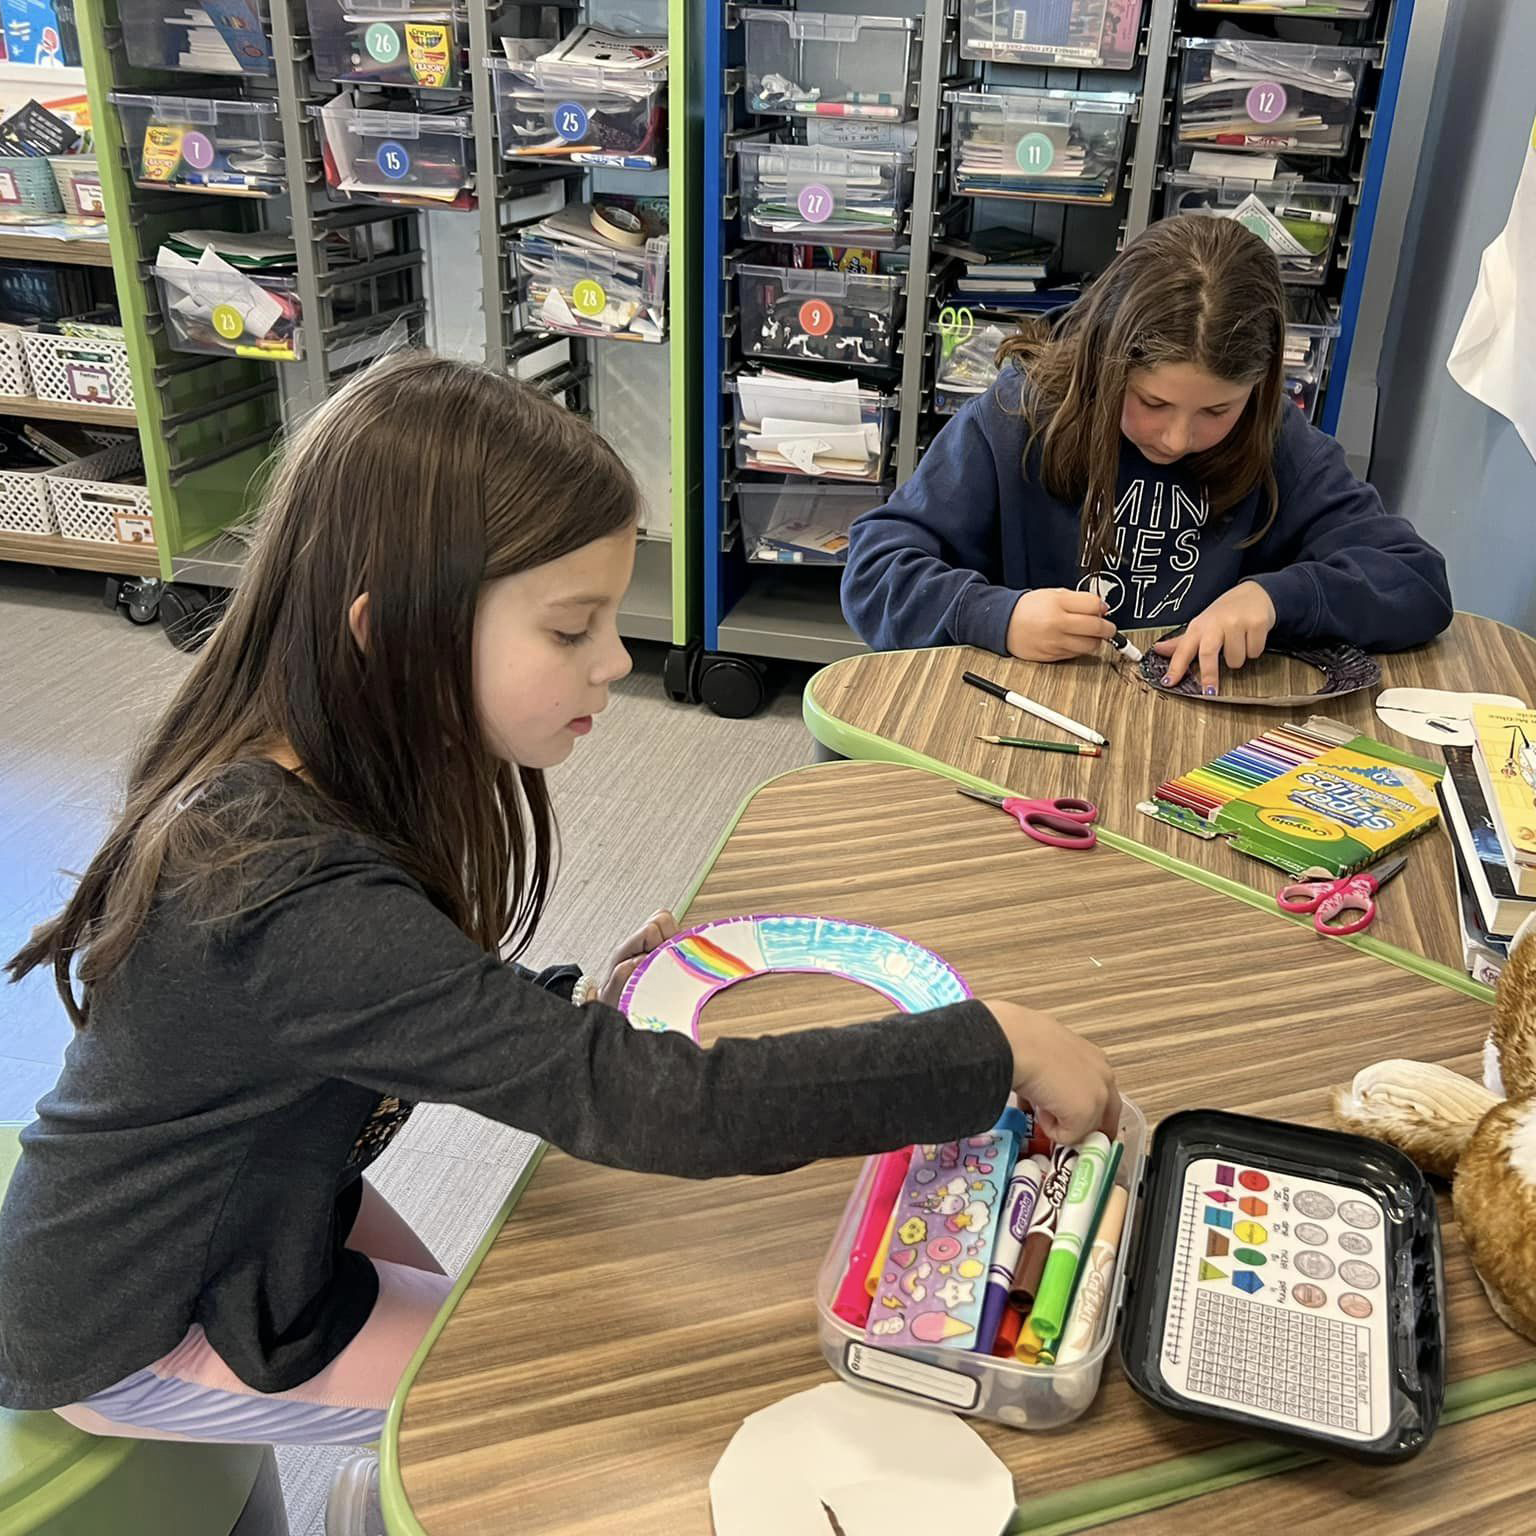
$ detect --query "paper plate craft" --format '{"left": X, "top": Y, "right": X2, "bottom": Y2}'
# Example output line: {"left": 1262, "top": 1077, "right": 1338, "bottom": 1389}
{"left": 709, "top": 1382, "right": 1016, "bottom": 1536}
{"left": 1374, "top": 687, "right": 1528, "bottom": 747}
{"left": 619, "top": 913, "right": 970, "bottom": 1040}
{"left": 1140, "top": 634, "right": 1381, "bottom": 707}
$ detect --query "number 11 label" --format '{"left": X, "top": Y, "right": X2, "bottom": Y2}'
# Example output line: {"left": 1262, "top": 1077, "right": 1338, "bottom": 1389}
{"left": 1015, "top": 132, "right": 1055, "bottom": 172}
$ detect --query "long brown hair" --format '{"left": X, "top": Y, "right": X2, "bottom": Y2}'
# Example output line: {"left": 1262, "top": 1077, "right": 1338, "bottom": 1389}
{"left": 997, "top": 214, "right": 1288, "bottom": 575}
{"left": 7, "top": 351, "right": 639, "bottom": 1026}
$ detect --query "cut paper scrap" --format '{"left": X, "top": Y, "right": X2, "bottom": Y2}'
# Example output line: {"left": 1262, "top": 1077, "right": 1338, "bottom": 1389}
{"left": 619, "top": 913, "right": 970, "bottom": 1041}
{"left": 1447, "top": 116, "right": 1536, "bottom": 462}
{"left": 709, "top": 1382, "right": 1016, "bottom": 1536}
{"left": 1375, "top": 687, "right": 1527, "bottom": 747}
{"left": 1140, "top": 635, "right": 1381, "bottom": 707}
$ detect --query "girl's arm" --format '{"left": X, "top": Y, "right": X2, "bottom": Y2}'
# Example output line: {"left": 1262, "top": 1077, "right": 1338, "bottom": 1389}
{"left": 247, "top": 851, "right": 1019, "bottom": 1178}
{"left": 1244, "top": 411, "right": 1453, "bottom": 651}
{"left": 840, "top": 380, "right": 1023, "bottom": 653}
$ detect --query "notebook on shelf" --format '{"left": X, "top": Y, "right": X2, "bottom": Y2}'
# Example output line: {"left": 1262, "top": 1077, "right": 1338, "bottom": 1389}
{"left": 1470, "top": 704, "right": 1536, "bottom": 898}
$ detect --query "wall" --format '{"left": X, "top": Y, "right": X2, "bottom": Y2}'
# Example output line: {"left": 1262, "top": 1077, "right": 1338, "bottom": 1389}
{"left": 1370, "top": 0, "right": 1536, "bottom": 633}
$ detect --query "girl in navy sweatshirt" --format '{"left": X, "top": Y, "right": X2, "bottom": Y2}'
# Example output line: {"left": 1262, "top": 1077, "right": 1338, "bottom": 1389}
{"left": 841, "top": 216, "right": 1452, "bottom": 696}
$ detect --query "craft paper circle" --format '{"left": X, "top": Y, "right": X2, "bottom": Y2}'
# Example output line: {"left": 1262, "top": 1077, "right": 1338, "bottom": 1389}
{"left": 571, "top": 279, "right": 607, "bottom": 317}
{"left": 1140, "top": 634, "right": 1381, "bottom": 707}
{"left": 1015, "top": 131, "right": 1055, "bottom": 171}
{"left": 1374, "top": 687, "right": 1527, "bottom": 746}
{"left": 376, "top": 141, "right": 410, "bottom": 179}
{"left": 620, "top": 913, "right": 971, "bottom": 1041}
{"left": 799, "top": 298, "right": 834, "bottom": 336}
{"left": 364, "top": 20, "right": 400, "bottom": 60}
{"left": 1246, "top": 82, "right": 1287, "bottom": 123}
{"left": 554, "top": 102, "right": 589, "bottom": 142}
{"left": 797, "top": 182, "right": 834, "bottom": 223}
{"left": 181, "top": 132, "right": 215, "bottom": 170}
{"left": 210, "top": 304, "right": 244, "bottom": 340}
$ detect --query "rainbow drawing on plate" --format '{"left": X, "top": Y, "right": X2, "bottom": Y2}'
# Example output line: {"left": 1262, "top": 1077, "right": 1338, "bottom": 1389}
{"left": 619, "top": 913, "right": 971, "bottom": 1040}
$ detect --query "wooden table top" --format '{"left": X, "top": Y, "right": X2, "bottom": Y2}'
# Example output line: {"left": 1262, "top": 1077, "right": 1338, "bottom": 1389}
{"left": 391, "top": 761, "right": 1534, "bottom": 1536}
{"left": 1096, "top": 1397, "right": 1536, "bottom": 1534}
{"left": 804, "top": 614, "right": 1536, "bottom": 985}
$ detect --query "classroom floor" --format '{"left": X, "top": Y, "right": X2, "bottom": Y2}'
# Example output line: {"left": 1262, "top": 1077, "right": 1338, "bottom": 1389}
{"left": 0, "top": 562, "right": 817, "bottom": 1534}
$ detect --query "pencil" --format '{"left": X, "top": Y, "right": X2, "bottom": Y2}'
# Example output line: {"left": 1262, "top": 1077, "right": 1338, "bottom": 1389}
{"left": 976, "top": 735, "right": 1103, "bottom": 758}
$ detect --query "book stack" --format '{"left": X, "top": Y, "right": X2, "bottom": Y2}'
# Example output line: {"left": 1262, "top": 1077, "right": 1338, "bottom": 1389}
{"left": 1439, "top": 704, "right": 1536, "bottom": 983}
{"left": 934, "top": 226, "right": 1079, "bottom": 312}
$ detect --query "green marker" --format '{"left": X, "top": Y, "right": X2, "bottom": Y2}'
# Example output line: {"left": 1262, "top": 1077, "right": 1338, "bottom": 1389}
{"left": 1025, "top": 1133, "right": 1112, "bottom": 1345}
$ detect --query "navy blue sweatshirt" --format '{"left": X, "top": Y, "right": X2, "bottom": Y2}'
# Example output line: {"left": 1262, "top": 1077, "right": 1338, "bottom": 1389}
{"left": 842, "top": 365, "right": 1452, "bottom": 654}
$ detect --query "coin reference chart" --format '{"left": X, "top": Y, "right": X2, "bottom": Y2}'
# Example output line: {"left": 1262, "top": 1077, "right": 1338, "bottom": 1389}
{"left": 1161, "top": 1156, "right": 1391, "bottom": 1442}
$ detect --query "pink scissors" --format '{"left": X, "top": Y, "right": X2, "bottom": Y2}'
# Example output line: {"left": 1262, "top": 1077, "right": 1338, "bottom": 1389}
{"left": 957, "top": 787, "right": 1098, "bottom": 849}
{"left": 1276, "top": 855, "right": 1408, "bottom": 936}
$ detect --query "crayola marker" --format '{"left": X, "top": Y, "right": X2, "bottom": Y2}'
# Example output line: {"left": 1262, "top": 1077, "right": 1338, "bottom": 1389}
{"left": 976, "top": 1155, "right": 1045, "bottom": 1353}
{"left": 1024, "top": 1133, "right": 1113, "bottom": 1346}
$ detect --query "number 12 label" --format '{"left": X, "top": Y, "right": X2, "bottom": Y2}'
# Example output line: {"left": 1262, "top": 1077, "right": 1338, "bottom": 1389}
{"left": 1246, "top": 82, "right": 1288, "bottom": 124}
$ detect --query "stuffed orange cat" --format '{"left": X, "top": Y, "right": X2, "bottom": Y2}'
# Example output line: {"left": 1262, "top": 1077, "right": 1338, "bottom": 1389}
{"left": 1333, "top": 912, "right": 1536, "bottom": 1344}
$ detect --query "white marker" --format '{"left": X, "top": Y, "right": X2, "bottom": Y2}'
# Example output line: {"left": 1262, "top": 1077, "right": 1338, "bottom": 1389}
{"left": 962, "top": 670, "right": 1109, "bottom": 748}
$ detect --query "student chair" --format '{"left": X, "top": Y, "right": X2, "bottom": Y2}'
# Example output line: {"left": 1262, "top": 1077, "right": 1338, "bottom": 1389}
{"left": 0, "top": 1123, "right": 289, "bottom": 1536}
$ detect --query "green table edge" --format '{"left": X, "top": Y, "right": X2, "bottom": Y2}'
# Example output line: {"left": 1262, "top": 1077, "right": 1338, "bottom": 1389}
{"left": 378, "top": 758, "right": 1520, "bottom": 1535}
{"left": 801, "top": 665, "right": 1495, "bottom": 1007}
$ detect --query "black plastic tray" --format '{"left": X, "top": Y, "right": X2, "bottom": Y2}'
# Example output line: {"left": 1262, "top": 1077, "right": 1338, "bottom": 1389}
{"left": 1119, "top": 1108, "right": 1445, "bottom": 1463}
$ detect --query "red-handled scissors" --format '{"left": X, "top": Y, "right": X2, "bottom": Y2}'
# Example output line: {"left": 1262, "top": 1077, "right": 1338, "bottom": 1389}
{"left": 1276, "top": 855, "right": 1408, "bottom": 936}
{"left": 957, "top": 787, "right": 1099, "bottom": 849}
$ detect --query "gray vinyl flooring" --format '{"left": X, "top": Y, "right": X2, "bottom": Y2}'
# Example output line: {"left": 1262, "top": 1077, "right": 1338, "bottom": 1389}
{"left": 0, "top": 561, "right": 817, "bottom": 1534}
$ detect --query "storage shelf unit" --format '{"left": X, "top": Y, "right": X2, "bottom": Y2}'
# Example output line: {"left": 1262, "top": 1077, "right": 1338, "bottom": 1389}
{"left": 696, "top": 0, "right": 1430, "bottom": 690}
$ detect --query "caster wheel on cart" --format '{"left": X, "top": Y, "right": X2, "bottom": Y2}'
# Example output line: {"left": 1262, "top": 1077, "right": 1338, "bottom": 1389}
{"left": 699, "top": 654, "right": 767, "bottom": 719}
{"left": 125, "top": 594, "right": 160, "bottom": 625}
{"left": 160, "top": 583, "right": 222, "bottom": 653}
{"left": 663, "top": 642, "right": 702, "bottom": 704}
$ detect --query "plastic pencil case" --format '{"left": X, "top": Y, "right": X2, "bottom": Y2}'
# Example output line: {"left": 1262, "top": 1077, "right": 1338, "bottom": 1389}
{"left": 488, "top": 56, "right": 667, "bottom": 170}
{"left": 1284, "top": 295, "right": 1341, "bottom": 422}
{"left": 514, "top": 236, "right": 668, "bottom": 343}
{"left": 729, "top": 373, "right": 895, "bottom": 483}
{"left": 153, "top": 261, "right": 302, "bottom": 363}
{"left": 736, "top": 480, "right": 886, "bottom": 566}
{"left": 735, "top": 141, "right": 915, "bottom": 252}
{"left": 110, "top": 92, "right": 287, "bottom": 197}
{"left": 736, "top": 263, "right": 903, "bottom": 369}
{"left": 21, "top": 324, "right": 135, "bottom": 409}
{"left": 959, "top": 0, "right": 1137, "bottom": 70}
{"left": 0, "top": 155, "right": 63, "bottom": 216}
{"left": 117, "top": 0, "right": 274, "bottom": 75}
{"left": 49, "top": 438, "right": 155, "bottom": 547}
{"left": 311, "top": 101, "right": 474, "bottom": 206}
{"left": 1175, "top": 40, "right": 1375, "bottom": 160}
{"left": 48, "top": 157, "right": 106, "bottom": 219}
{"left": 816, "top": 1100, "right": 1149, "bottom": 1428}
{"left": 740, "top": 9, "right": 918, "bottom": 122}
{"left": 946, "top": 88, "right": 1135, "bottom": 205}
{"left": 1163, "top": 166, "right": 1349, "bottom": 286}
{"left": 306, "top": 0, "right": 466, "bottom": 89}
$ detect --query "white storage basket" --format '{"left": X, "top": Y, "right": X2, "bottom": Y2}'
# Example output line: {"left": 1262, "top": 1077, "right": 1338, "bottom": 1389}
{"left": 0, "top": 326, "right": 32, "bottom": 397}
{"left": 21, "top": 327, "right": 136, "bottom": 409}
{"left": 48, "top": 438, "right": 154, "bottom": 545}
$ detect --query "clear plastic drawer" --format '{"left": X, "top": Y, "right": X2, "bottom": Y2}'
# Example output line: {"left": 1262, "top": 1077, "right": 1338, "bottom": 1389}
{"left": 959, "top": 0, "right": 1138, "bottom": 70}
{"left": 736, "top": 479, "right": 886, "bottom": 564}
{"left": 313, "top": 97, "right": 475, "bottom": 209}
{"left": 306, "top": 0, "right": 467, "bottom": 89}
{"left": 111, "top": 92, "right": 285, "bottom": 196}
{"left": 741, "top": 9, "right": 917, "bottom": 122}
{"left": 736, "top": 140, "right": 914, "bottom": 251}
{"left": 730, "top": 370, "right": 895, "bottom": 482}
{"left": 736, "top": 263, "right": 903, "bottom": 368}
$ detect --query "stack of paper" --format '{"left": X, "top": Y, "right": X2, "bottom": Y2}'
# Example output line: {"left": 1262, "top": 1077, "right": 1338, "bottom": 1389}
{"left": 736, "top": 369, "right": 886, "bottom": 481}
{"left": 953, "top": 116, "right": 1121, "bottom": 202}
{"left": 154, "top": 240, "right": 300, "bottom": 361}
{"left": 168, "top": 7, "right": 242, "bottom": 72}
{"left": 1180, "top": 42, "right": 1361, "bottom": 155}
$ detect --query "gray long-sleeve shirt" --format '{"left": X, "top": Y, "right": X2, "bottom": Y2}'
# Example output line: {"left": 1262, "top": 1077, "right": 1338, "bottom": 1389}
{"left": 0, "top": 765, "right": 1010, "bottom": 1408}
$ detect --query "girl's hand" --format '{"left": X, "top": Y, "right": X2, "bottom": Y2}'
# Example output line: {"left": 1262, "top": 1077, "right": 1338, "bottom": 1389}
{"left": 1006, "top": 589, "right": 1117, "bottom": 662}
{"left": 589, "top": 910, "right": 680, "bottom": 1007}
{"left": 1153, "top": 581, "right": 1277, "bottom": 696}
{"left": 984, "top": 998, "right": 1121, "bottom": 1144}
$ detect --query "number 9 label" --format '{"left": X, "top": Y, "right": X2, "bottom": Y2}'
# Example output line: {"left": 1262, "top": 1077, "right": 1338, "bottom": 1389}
{"left": 555, "top": 102, "right": 589, "bottom": 142}
{"left": 799, "top": 299, "right": 834, "bottom": 337}
{"left": 796, "top": 182, "right": 834, "bottom": 224}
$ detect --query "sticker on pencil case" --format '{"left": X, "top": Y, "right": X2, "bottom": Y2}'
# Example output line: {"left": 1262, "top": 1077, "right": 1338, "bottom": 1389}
{"left": 1160, "top": 1157, "right": 1392, "bottom": 1441}
{"left": 619, "top": 914, "right": 970, "bottom": 1040}
{"left": 865, "top": 1131, "right": 1014, "bottom": 1351}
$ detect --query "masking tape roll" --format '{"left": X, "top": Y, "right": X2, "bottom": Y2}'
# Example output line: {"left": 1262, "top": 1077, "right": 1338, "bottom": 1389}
{"left": 590, "top": 202, "right": 647, "bottom": 248}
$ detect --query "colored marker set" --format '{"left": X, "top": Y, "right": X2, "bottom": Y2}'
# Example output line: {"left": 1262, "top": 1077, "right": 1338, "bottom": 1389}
{"left": 818, "top": 1106, "right": 1447, "bottom": 1459}
{"left": 1141, "top": 716, "right": 1441, "bottom": 878}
